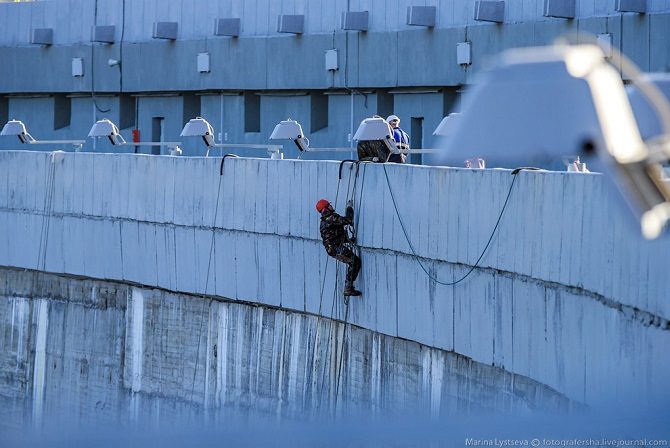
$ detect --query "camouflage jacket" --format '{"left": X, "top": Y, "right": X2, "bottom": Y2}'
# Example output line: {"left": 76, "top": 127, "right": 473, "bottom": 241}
{"left": 320, "top": 207, "right": 353, "bottom": 256}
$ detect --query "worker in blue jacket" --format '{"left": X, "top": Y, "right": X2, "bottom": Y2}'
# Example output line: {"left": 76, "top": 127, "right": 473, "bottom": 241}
{"left": 387, "top": 115, "right": 409, "bottom": 163}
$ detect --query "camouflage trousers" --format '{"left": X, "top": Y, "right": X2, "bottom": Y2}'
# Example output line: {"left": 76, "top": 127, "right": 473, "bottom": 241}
{"left": 333, "top": 244, "right": 361, "bottom": 285}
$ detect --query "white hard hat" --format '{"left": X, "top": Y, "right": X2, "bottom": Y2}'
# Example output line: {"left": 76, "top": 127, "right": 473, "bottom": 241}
{"left": 386, "top": 115, "right": 400, "bottom": 122}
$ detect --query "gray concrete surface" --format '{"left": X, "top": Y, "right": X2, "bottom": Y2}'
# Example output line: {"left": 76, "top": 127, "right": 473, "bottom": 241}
{"left": 1, "top": 0, "right": 670, "bottom": 44}
{"left": 0, "top": 151, "right": 667, "bottom": 414}
{"left": 0, "top": 268, "right": 574, "bottom": 427}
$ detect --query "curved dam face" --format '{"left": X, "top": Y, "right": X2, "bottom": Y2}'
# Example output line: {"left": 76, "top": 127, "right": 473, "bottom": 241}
{"left": 0, "top": 151, "right": 668, "bottom": 424}
{"left": 0, "top": 269, "right": 572, "bottom": 427}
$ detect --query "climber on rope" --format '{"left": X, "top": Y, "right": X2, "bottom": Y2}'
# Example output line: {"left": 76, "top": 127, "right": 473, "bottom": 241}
{"left": 316, "top": 199, "right": 362, "bottom": 297}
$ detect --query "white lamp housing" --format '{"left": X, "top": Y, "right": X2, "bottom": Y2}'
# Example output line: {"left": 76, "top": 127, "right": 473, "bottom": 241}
{"left": 353, "top": 116, "right": 392, "bottom": 141}
{"left": 1, "top": 119, "right": 36, "bottom": 143}
{"left": 2, "top": 119, "right": 85, "bottom": 150}
{"left": 89, "top": 118, "right": 180, "bottom": 154}
{"left": 182, "top": 116, "right": 282, "bottom": 158}
{"left": 270, "top": 119, "right": 309, "bottom": 152}
{"left": 438, "top": 43, "right": 670, "bottom": 239}
{"left": 88, "top": 118, "right": 126, "bottom": 145}
{"left": 439, "top": 45, "right": 611, "bottom": 165}
{"left": 433, "top": 113, "right": 462, "bottom": 137}
{"left": 353, "top": 116, "right": 399, "bottom": 155}
{"left": 181, "top": 117, "right": 216, "bottom": 147}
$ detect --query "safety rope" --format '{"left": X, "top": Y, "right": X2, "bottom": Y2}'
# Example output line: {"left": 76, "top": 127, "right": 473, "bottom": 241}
{"left": 313, "top": 159, "right": 370, "bottom": 415}
{"left": 316, "top": 162, "right": 348, "bottom": 412}
{"left": 331, "top": 162, "right": 369, "bottom": 414}
{"left": 329, "top": 161, "right": 358, "bottom": 330}
{"left": 316, "top": 160, "right": 361, "bottom": 414}
{"left": 343, "top": 163, "right": 359, "bottom": 268}
{"left": 189, "top": 157, "right": 226, "bottom": 401}
{"left": 318, "top": 160, "right": 361, "bottom": 314}
{"left": 318, "top": 169, "right": 342, "bottom": 316}
{"left": 219, "top": 154, "right": 238, "bottom": 176}
{"left": 381, "top": 164, "right": 521, "bottom": 286}
{"left": 354, "top": 162, "right": 368, "bottom": 233}
{"left": 32, "top": 153, "right": 57, "bottom": 299}
{"left": 37, "top": 155, "right": 57, "bottom": 272}
{"left": 347, "top": 162, "right": 368, "bottom": 259}
{"left": 333, "top": 299, "right": 350, "bottom": 414}
{"left": 334, "top": 162, "right": 365, "bottom": 307}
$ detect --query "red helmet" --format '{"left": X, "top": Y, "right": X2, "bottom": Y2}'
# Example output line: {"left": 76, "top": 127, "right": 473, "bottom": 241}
{"left": 316, "top": 199, "right": 330, "bottom": 213}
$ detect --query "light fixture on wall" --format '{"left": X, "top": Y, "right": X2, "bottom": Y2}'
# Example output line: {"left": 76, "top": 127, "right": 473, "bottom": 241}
{"left": 433, "top": 113, "right": 462, "bottom": 137}
{"left": 438, "top": 43, "right": 670, "bottom": 239}
{"left": 269, "top": 119, "right": 310, "bottom": 152}
{"left": 181, "top": 117, "right": 283, "bottom": 158}
{"left": 1, "top": 119, "right": 85, "bottom": 151}
{"left": 270, "top": 117, "right": 438, "bottom": 160}
{"left": 87, "top": 118, "right": 125, "bottom": 145}
{"left": 270, "top": 118, "right": 359, "bottom": 155}
{"left": 88, "top": 118, "right": 181, "bottom": 154}
{"left": 352, "top": 116, "right": 398, "bottom": 152}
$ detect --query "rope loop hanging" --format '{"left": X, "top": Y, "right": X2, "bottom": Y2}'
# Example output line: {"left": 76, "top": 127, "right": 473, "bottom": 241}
{"left": 381, "top": 164, "right": 525, "bottom": 287}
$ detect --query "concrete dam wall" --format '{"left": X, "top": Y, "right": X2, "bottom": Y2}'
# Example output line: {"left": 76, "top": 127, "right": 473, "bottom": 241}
{"left": 0, "top": 269, "right": 571, "bottom": 428}
{"left": 0, "top": 151, "right": 668, "bottom": 423}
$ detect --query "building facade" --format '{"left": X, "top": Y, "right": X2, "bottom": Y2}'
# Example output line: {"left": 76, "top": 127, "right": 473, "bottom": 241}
{"left": 0, "top": 0, "right": 668, "bottom": 159}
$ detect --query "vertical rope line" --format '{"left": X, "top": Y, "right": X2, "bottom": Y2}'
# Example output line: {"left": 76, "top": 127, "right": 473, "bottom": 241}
{"left": 32, "top": 155, "right": 56, "bottom": 300}
{"left": 36, "top": 157, "right": 53, "bottom": 271}
{"left": 333, "top": 300, "right": 350, "bottom": 414}
{"left": 189, "top": 162, "right": 225, "bottom": 401}
{"left": 330, "top": 163, "right": 362, "bottom": 415}
{"left": 316, "top": 161, "right": 360, "bottom": 415}
{"left": 318, "top": 165, "right": 346, "bottom": 315}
